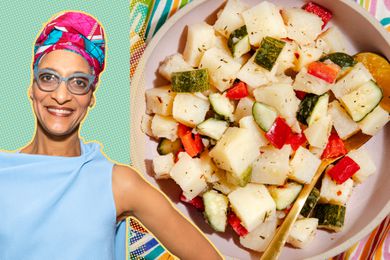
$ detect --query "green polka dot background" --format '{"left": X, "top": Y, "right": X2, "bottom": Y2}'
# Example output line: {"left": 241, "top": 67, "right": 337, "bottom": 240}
{"left": 0, "top": 1, "right": 130, "bottom": 164}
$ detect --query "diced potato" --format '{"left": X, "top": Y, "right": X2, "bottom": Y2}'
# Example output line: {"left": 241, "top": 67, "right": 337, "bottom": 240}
{"left": 183, "top": 22, "right": 216, "bottom": 67}
{"left": 199, "top": 47, "right": 241, "bottom": 92}
{"left": 240, "top": 215, "right": 277, "bottom": 252}
{"left": 233, "top": 97, "right": 255, "bottom": 122}
{"left": 289, "top": 146, "right": 321, "bottom": 184}
{"left": 214, "top": 0, "right": 248, "bottom": 38}
{"left": 212, "top": 172, "right": 237, "bottom": 195}
{"left": 285, "top": 117, "right": 301, "bottom": 134}
{"left": 242, "top": 1, "right": 286, "bottom": 47}
{"left": 317, "top": 27, "right": 349, "bottom": 53}
{"left": 294, "top": 44, "right": 324, "bottom": 71}
{"left": 331, "top": 63, "right": 373, "bottom": 99}
{"left": 358, "top": 105, "right": 389, "bottom": 135}
{"left": 293, "top": 68, "right": 331, "bottom": 95}
{"left": 170, "top": 153, "right": 207, "bottom": 200}
{"left": 328, "top": 100, "right": 360, "bottom": 140}
{"left": 251, "top": 145, "right": 292, "bottom": 185}
{"left": 253, "top": 83, "right": 300, "bottom": 119}
{"left": 304, "top": 115, "right": 332, "bottom": 149}
{"left": 239, "top": 116, "right": 269, "bottom": 147}
{"left": 153, "top": 153, "right": 175, "bottom": 179}
{"left": 287, "top": 218, "right": 318, "bottom": 248}
{"left": 320, "top": 174, "right": 353, "bottom": 205}
{"left": 145, "top": 86, "right": 176, "bottom": 116}
{"left": 151, "top": 115, "right": 178, "bottom": 141}
{"left": 275, "top": 40, "right": 297, "bottom": 75}
{"left": 228, "top": 183, "right": 276, "bottom": 232}
{"left": 214, "top": 36, "right": 250, "bottom": 65}
{"left": 347, "top": 148, "right": 377, "bottom": 183}
{"left": 158, "top": 54, "right": 193, "bottom": 81}
{"left": 237, "top": 55, "right": 277, "bottom": 90}
{"left": 282, "top": 8, "right": 323, "bottom": 46}
{"left": 209, "top": 127, "right": 261, "bottom": 178}
{"left": 141, "top": 114, "right": 154, "bottom": 137}
{"left": 309, "top": 146, "right": 325, "bottom": 158}
{"left": 200, "top": 151, "right": 220, "bottom": 183}
{"left": 172, "top": 93, "right": 210, "bottom": 127}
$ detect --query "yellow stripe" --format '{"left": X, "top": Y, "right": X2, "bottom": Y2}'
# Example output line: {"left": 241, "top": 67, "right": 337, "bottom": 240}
{"left": 344, "top": 242, "right": 359, "bottom": 259}
{"left": 364, "top": 0, "right": 370, "bottom": 11}
{"left": 169, "top": 0, "right": 180, "bottom": 18}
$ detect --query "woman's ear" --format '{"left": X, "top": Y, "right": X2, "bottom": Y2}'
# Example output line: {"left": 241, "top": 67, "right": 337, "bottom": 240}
{"left": 89, "top": 95, "right": 95, "bottom": 108}
{"left": 28, "top": 87, "right": 34, "bottom": 100}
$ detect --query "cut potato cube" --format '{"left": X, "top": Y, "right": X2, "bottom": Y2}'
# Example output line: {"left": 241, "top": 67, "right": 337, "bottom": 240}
{"left": 153, "top": 153, "right": 175, "bottom": 179}
{"left": 287, "top": 218, "right": 318, "bottom": 248}
{"left": 275, "top": 40, "right": 297, "bottom": 75}
{"left": 240, "top": 215, "right": 277, "bottom": 252}
{"left": 183, "top": 22, "right": 216, "bottom": 67}
{"left": 200, "top": 151, "right": 220, "bottom": 183}
{"left": 289, "top": 146, "right": 321, "bottom": 184}
{"left": 294, "top": 44, "right": 324, "bottom": 71}
{"left": 317, "top": 27, "right": 349, "bottom": 53}
{"left": 237, "top": 55, "right": 276, "bottom": 90}
{"left": 331, "top": 62, "right": 373, "bottom": 99}
{"left": 209, "top": 127, "right": 260, "bottom": 178}
{"left": 309, "top": 146, "right": 325, "bottom": 159}
{"left": 251, "top": 145, "right": 292, "bottom": 185}
{"left": 304, "top": 115, "right": 332, "bottom": 149}
{"left": 239, "top": 116, "right": 269, "bottom": 147}
{"left": 158, "top": 54, "right": 193, "bottom": 81}
{"left": 214, "top": 36, "right": 250, "bottom": 65}
{"left": 242, "top": 1, "right": 286, "bottom": 47}
{"left": 172, "top": 93, "right": 210, "bottom": 127}
{"left": 228, "top": 183, "right": 276, "bottom": 232}
{"left": 151, "top": 115, "right": 178, "bottom": 141}
{"left": 141, "top": 114, "right": 154, "bottom": 137}
{"left": 233, "top": 97, "right": 255, "bottom": 122}
{"left": 253, "top": 83, "right": 300, "bottom": 119}
{"left": 347, "top": 148, "right": 377, "bottom": 183}
{"left": 145, "top": 86, "right": 176, "bottom": 116}
{"left": 358, "top": 105, "right": 389, "bottom": 135}
{"left": 293, "top": 68, "right": 331, "bottom": 95}
{"left": 282, "top": 8, "right": 323, "bottom": 46}
{"left": 170, "top": 153, "right": 207, "bottom": 200}
{"left": 212, "top": 172, "right": 237, "bottom": 195}
{"left": 328, "top": 100, "right": 360, "bottom": 140}
{"left": 214, "top": 0, "right": 249, "bottom": 38}
{"left": 320, "top": 174, "right": 353, "bottom": 205}
{"left": 199, "top": 47, "right": 241, "bottom": 92}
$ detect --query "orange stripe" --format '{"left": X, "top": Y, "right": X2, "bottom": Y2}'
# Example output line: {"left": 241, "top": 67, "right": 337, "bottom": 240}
{"left": 360, "top": 228, "right": 379, "bottom": 260}
{"left": 373, "top": 221, "right": 390, "bottom": 260}
{"left": 169, "top": 0, "right": 180, "bottom": 18}
{"left": 361, "top": 218, "right": 390, "bottom": 259}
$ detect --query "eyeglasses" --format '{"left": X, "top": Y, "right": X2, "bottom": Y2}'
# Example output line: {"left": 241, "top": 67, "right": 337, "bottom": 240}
{"left": 33, "top": 67, "right": 95, "bottom": 95}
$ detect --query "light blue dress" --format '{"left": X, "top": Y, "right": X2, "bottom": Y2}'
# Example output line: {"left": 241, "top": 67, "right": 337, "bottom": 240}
{"left": 0, "top": 141, "right": 119, "bottom": 260}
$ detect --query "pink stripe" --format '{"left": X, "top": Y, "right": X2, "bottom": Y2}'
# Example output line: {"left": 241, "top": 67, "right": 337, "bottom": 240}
{"left": 350, "top": 236, "right": 369, "bottom": 260}
{"left": 384, "top": 229, "right": 390, "bottom": 259}
{"left": 385, "top": 0, "right": 390, "bottom": 10}
{"left": 369, "top": 0, "right": 377, "bottom": 15}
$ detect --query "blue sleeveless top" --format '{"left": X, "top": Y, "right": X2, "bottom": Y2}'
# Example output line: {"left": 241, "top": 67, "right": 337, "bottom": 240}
{"left": 0, "top": 141, "right": 117, "bottom": 260}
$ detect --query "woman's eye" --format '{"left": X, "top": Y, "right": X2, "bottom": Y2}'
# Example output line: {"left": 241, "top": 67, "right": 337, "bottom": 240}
{"left": 40, "top": 74, "right": 56, "bottom": 82}
{"left": 72, "top": 78, "right": 88, "bottom": 88}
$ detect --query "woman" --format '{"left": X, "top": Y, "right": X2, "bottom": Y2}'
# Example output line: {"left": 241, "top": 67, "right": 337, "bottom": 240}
{"left": 0, "top": 11, "right": 221, "bottom": 260}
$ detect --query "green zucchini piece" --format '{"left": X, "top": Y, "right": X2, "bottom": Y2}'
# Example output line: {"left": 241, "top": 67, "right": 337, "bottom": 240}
{"left": 340, "top": 80, "right": 383, "bottom": 122}
{"left": 315, "top": 204, "right": 346, "bottom": 232}
{"left": 196, "top": 118, "right": 229, "bottom": 140}
{"left": 254, "top": 37, "right": 286, "bottom": 71}
{"left": 268, "top": 182, "right": 303, "bottom": 210}
{"left": 228, "top": 25, "right": 251, "bottom": 58}
{"left": 320, "top": 52, "right": 356, "bottom": 68}
{"left": 296, "top": 94, "right": 320, "bottom": 125}
{"left": 157, "top": 138, "right": 182, "bottom": 155}
{"left": 209, "top": 93, "right": 234, "bottom": 120}
{"left": 252, "top": 102, "right": 278, "bottom": 132}
{"left": 226, "top": 166, "right": 252, "bottom": 187}
{"left": 171, "top": 69, "right": 210, "bottom": 92}
{"left": 300, "top": 187, "right": 320, "bottom": 217}
{"left": 203, "top": 190, "right": 229, "bottom": 232}
{"left": 307, "top": 94, "right": 329, "bottom": 126}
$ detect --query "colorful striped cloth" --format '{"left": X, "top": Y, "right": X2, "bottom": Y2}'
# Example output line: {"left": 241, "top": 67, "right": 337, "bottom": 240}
{"left": 129, "top": 0, "right": 390, "bottom": 259}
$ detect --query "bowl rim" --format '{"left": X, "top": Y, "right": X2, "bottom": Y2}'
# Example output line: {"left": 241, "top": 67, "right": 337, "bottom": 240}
{"left": 130, "top": 0, "right": 390, "bottom": 259}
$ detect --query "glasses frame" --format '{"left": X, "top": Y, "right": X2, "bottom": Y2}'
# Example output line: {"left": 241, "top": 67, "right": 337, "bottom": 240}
{"left": 33, "top": 67, "right": 95, "bottom": 95}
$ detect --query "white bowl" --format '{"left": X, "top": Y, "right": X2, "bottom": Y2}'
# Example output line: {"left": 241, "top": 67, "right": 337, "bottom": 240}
{"left": 130, "top": 1, "right": 390, "bottom": 259}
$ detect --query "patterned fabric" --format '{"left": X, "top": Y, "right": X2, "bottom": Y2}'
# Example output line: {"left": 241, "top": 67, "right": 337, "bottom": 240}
{"left": 34, "top": 11, "right": 105, "bottom": 84}
{"left": 128, "top": 0, "right": 390, "bottom": 259}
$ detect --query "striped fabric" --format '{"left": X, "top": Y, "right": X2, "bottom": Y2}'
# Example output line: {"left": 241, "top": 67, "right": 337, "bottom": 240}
{"left": 129, "top": 0, "right": 390, "bottom": 259}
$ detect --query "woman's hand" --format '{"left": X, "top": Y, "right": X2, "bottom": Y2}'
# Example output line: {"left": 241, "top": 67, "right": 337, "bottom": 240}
{"left": 112, "top": 164, "right": 222, "bottom": 260}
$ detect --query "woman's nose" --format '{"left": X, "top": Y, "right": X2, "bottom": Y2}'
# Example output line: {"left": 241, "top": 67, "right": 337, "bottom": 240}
{"left": 50, "top": 81, "right": 72, "bottom": 104}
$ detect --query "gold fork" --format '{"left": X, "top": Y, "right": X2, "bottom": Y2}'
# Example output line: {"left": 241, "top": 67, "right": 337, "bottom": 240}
{"left": 260, "top": 53, "right": 390, "bottom": 260}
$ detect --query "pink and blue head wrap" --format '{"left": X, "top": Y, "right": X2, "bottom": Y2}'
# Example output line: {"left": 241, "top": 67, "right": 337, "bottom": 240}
{"left": 33, "top": 11, "right": 105, "bottom": 84}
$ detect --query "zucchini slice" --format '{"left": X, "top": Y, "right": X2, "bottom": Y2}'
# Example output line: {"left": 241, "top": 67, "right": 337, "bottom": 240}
{"left": 307, "top": 93, "right": 329, "bottom": 126}
{"left": 196, "top": 118, "right": 229, "bottom": 140}
{"left": 296, "top": 94, "right": 320, "bottom": 125}
{"left": 203, "top": 190, "right": 229, "bottom": 232}
{"left": 254, "top": 37, "right": 286, "bottom": 71}
{"left": 300, "top": 187, "right": 320, "bottom": 217}
{"left": 320, "top": 52, "right": 356, "bottom": 68}
{"left": 340, "top": 80, "right": 383, "bottom": 121}
{"left": 209, "top": 93, "right": 234, "bottom": 120}
{"left": 228, "top": 25, "right": 251, "bottom": 59}
{"left": 268, "top": 182, "right": 303, "bottom": 210}
{"left": 171, "top": 69, "right": 210, "bottom": 92}
{"left": 252, "top": 102, "right": 278, "bottom": 132}
{"left": 315, "top": 204, "right": 346, "bottom": 232}
{"left": 157, "top": 138, "right": 182, "bottom": 155}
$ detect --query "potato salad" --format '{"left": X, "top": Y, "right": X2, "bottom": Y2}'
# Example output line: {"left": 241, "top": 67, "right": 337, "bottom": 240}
{"left": 142, "top": 0, "right": 389, "bottom": 252}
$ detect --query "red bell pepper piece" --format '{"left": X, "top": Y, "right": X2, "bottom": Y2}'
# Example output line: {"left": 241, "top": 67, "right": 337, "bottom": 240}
{"left": 302, "top": 2, "right": 333, "bottom": 29}
{"left": 294, "top": 90, "right": 307, "bottom": 100}
{"left": 225, "top": 81, "right": 249, "bottom": 100}
{"left": 321, "top": 132, "right": 348, "bottom": 159}
{"left": 308, "top": 61, "right": 340, "bottom": 84}
{"left": 286, "top": 132, "right": 307, "bottom": 151}
{"left": 327, "top": 156, "right": 360, "bottom": 184}
{"left": 180, "top": 193, "right": 205, "bottom": 211}
{"left": 265, "top": 117, "right": 292, "bottom": 149}
{"left": 227, "top": 211, "right": 248, "bottom": 237}
{"left": 180, "top": 132, "right": 203, "bottom": 157}
{"left": 178, "top": 123, "right": 191, "bottom": 138}
{"left": 174, "top": 147, "right": 185, "bottom": 162}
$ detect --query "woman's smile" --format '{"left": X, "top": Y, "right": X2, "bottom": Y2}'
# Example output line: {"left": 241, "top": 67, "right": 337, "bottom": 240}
{"left": 46, "top": 106, "right": 74, "bottom": 117}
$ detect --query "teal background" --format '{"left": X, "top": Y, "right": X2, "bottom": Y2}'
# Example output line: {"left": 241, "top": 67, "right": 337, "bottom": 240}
{"left": 0, "top": 1, "right": 131, "bottom": 164}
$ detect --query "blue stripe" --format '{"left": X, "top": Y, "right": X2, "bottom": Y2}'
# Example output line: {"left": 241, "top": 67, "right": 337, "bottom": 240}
{"left": 154, "top": 0, "right": 173, "bottom": 37}
{"left": 145, "top": 1, "right": 159, "bottom": 39}
{"left": 380, "top": 17, "right": 390, "bottom": 26}
{"left": 145, "top": 245, "right": 165, "bottom": 259}
{"left": 129, "top": 229, "right": 145, "bottom": 244}
{"left": 43, "top": 30, "right": 63, "bottom": 45}
{"left": 141, "top": 237, "right": 158, "bottom": 251}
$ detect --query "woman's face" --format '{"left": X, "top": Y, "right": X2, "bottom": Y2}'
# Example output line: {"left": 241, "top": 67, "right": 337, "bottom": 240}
{"left": 30, "top": 50, "right": 95, "bottom": 137}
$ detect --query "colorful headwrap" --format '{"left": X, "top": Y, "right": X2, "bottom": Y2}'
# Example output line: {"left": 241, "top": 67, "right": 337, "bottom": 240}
{"left": 33, "top": 11, "right": 105, "bottom": 84}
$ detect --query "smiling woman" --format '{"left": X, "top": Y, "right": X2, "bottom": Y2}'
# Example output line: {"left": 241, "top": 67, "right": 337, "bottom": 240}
{"left": 0, "top": 11, "right": 222, "bottom": 260}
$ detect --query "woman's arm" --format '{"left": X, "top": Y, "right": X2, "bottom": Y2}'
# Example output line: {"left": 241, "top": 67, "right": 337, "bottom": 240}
{"left": 112, "top": 164, "right": 222, "bottom": 260}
